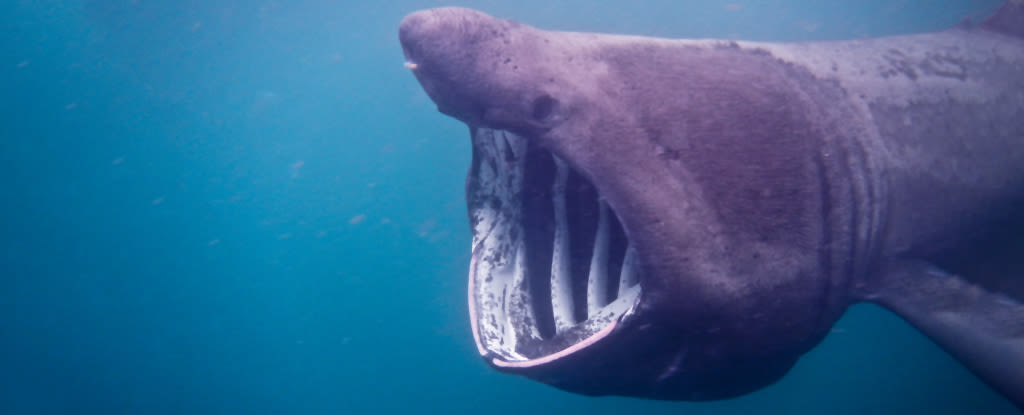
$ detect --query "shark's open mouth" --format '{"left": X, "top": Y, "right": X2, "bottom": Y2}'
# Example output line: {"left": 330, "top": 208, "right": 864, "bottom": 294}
{"left": 466, "top": 128, "right": 643, "bottom": 366}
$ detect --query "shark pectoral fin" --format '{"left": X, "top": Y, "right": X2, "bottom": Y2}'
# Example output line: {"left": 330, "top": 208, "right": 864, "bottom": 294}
{"left": 857, "top": 260, "right": 1024, "bottom": 409}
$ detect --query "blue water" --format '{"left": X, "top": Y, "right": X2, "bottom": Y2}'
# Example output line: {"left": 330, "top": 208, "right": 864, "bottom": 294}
{"left": 1, "top": 0, "right": 1016, "bottom": 413}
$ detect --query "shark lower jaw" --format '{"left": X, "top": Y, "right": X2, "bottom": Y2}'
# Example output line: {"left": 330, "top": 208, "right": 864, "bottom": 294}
{"left": 466, "top": 127, "right": 643, "bottom": 367}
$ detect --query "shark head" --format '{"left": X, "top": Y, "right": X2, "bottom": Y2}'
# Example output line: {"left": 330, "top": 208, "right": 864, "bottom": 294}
{"left": 400, "top": 7, "right": 853, "bottom": 400}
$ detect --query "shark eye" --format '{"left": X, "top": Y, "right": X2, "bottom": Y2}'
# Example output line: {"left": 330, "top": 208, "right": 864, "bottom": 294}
{"left": 531, "top": 94, "right": 557, "bottom": 122}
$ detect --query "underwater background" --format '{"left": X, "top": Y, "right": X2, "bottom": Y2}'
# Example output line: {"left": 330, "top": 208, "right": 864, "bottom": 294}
{"left": 1, "top": 0, "right": 1017, "bottom": 413}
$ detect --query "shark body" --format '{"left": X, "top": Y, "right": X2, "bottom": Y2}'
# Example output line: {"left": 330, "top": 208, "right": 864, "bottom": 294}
{"left": 399, "top": 2, "right": 1024, "bottom": 408}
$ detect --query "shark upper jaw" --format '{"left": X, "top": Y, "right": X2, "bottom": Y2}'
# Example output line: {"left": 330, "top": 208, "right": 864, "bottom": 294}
{"left": 465, "top": 127, "right": 644, "bottom": 368}
{"left": 398, "top": 8, "right": 645, "bottom": 370}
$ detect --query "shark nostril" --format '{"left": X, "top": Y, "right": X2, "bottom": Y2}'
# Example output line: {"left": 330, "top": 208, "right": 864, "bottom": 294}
{"left": 531, "top": 94, "right": 557, "bottom": 122}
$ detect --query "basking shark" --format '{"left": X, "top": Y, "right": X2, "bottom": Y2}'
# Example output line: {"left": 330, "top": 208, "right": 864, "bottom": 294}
{"left": 399, "top": 1, "right": 1024, "bottom": 408}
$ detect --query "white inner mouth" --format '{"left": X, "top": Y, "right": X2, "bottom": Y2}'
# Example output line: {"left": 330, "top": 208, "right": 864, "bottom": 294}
{"left": 468, "top": 128, "right": 642, "bottom": 362}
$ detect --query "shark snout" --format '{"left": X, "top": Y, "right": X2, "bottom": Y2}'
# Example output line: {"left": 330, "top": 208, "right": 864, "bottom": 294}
{"left": 398, "top": 8, "right": 494, "bottom": 70}
{"left": 399, "top": 8, "right": 516, "bottom": 125}
{"left": 397, "top": 10, "right": 440, "bottom": 67}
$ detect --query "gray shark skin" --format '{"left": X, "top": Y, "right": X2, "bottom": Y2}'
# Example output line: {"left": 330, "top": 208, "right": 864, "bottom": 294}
{"left": 399, "top": 1, "right": 1024, "bottom": 408}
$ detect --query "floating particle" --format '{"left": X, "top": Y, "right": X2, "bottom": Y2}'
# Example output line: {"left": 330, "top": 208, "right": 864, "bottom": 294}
{"left": 799, "top": 20, "right": 820, "bottom": 32}
{"left": 417, "top": 218, "right": 437, "bottom": 237}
